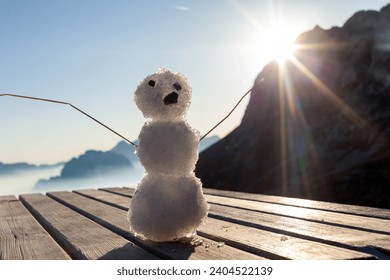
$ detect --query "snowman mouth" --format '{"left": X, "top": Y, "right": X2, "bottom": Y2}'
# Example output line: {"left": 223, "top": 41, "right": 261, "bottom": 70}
{"left": 163, "top": 92, "right": 178, "bottom": 105}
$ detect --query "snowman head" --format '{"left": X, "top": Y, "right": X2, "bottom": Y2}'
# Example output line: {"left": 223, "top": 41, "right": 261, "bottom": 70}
{"left": 134, "top": 68, "right": 192, "bottom": 121}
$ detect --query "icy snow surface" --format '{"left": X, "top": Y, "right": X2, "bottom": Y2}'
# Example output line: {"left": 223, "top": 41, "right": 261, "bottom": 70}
{"left": 128, "top": 68, "right": 209, "bottom": 242}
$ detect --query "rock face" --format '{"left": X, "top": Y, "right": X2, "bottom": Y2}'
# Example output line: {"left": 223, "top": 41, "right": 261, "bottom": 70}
{"left": 196, "top": 5, "right": 390, "bottom": 208}
{"left": 35, "top": 150, "right": 132, "bottom": 188}
{"left": 60, "top": 150, "right": 131, "bottom": 178}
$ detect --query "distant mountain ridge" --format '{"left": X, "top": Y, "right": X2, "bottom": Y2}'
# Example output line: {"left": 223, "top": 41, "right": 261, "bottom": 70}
{"left": 35, "top": 135, "right": 219, "bottom": 189}
{"left": 110, "top": 135, "right": 220, "bottom": 161}
{"left": 35, "top": 149, "right": 133, "bottom": 188}
{"left": 35, "top": 142, "right": 135, "bottom": 188}
{"left": 0, "top": 162, "right": 63, "bottom": 175}
{"left": 196, "top": 4, "right": 390, "bottom": 209}
{"left": 111, "top": 140, "right": 140, "bottom": 163}
{"left": 60, "top": 150, "right": 132, "bottom": 178}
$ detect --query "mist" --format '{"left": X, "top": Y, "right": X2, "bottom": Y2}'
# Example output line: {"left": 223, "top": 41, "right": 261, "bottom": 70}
{"left": 0, "top": 165, "right": 63, "bottom": 195}
{"left": 32, "top": 162, "right": 144, "bottom": 194}
{"left": 0, "top": 163, "right": 145, "bottom": 196}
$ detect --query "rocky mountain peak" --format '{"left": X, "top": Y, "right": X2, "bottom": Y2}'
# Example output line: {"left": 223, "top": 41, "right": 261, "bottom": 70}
{"left": 196, "top": 4, "right": 390, "bottom": 208}
{"left": 343, "top": 4, "right": 390, "bottom": 33}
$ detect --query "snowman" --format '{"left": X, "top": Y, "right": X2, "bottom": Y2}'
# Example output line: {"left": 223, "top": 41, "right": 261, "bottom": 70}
{"left": 128, "top": 68, "right": 209, "bottom": 242}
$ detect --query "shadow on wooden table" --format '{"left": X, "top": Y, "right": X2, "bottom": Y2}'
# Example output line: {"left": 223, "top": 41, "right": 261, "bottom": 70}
{"left": 98, "top": 240, "right": 196, "bottom": 260}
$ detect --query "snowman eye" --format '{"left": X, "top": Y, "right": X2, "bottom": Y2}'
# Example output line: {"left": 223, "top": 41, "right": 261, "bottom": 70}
{"left": 148, "top": 80, "right": 156, "bottom": 87}
{"left": 173, "top": 82, "right": 182, "bottom": 91}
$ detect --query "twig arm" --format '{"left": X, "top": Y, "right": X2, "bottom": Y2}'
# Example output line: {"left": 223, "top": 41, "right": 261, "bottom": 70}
{"left": 0, "top": 93, "right": 138, "bottom": 147}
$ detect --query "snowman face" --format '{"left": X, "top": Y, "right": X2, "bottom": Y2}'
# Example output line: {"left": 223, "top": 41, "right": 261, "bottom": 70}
{"left": 134, "top": 68, "right": 192, "bottom": 120}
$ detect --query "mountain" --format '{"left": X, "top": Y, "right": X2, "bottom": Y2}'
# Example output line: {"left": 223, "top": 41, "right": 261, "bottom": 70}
{"left": 0, "top": 162, "right": 63, "bottom": 175}
{"left": 111, "top": 140, "right": 139, "bottom": 163}
{"left": 35, "top": 150, "right": 133, "bottom": 188}
{"left": 0, "top": 161, "right": 64, "bottom": 195}
{"left": 199, "top": 135, "right": 220, "bottom": 152}
{"left": 111, "top": 135, "right": 220, "bottom": 161}
{"left": 196, "top": 5, "right": 390, "bottom": 209}
{"left": 35, "top": 135, "right": 219, "bottom": 189}
{"left": 60, "top": 150, "right": 132, "bottom": 178}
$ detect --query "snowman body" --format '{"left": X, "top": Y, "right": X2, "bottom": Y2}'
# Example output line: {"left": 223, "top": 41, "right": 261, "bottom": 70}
{"left": 128, "top": 69, "right": 209, "bottom": 242}
{"left": 137, "top": 120, "right": 198, "bottom": 176}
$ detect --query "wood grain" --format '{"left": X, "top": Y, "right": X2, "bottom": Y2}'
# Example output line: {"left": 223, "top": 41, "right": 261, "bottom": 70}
{"left": 209, "top": 203, "right": 390, "bottom": 255}
{"left": 203, "top": 188, "right": 390, "bottom": 220}
{"left": 100, "top": 187, "right": 134, "bottom": 197}
{"left": 19, "top": 193, "right": 158, "bottom": 260}
{"left": 2, "top": 186, "right": 389, "bottom": 260}
{"left": 48, "top": 190, "right": 265, "bottom": 260}
{"left": 75, "top": 189, "right": 130, "bottom": 210}
{"left": 0, "top": 195, "right": 70, "bottom": 260}
{"left": 71, "top": 189, "right": 374, "bottom": 260}
{"left": 199, "top": 217, "right": 373, "bottom": 260}
{"left": 205, "top": 194, "right": 390, "bottom": 234}
{"left": 0, "top": 195, "right": 18, "bottom": 202}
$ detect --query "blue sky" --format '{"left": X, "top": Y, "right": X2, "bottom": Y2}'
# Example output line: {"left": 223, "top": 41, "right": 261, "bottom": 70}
{"left": 1, "top": 0, "right": 389, "bottom": 165}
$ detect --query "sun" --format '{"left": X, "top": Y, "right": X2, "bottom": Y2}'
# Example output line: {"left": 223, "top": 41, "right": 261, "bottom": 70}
{"left": 229, "top": 1, "right": 303, "bottom": 65}
{"left": 260, "top": 24, "right": 300, "bottom": 65}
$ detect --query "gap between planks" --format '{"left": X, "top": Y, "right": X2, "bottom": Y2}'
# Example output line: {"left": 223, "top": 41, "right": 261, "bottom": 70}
{"left": 97, "top": 187, "right": 390, "bottom": 259}
{"left": 202, "top": 188, "right": 390, "bottom": 220}
{"left": 99, "top": 187, "right": 390, "bottom": 220}
{"left": 48, "top": 190, "right": 265, "bottom": 260}
{"left": 74, "top": 188, "right": 375, "bottom": 260}
{"left": 19, "top": 193, "right": 158, "bottom": 260}
{"left": 205, "top": 195, "right": 390, "bottom": 235}
{"left": 0, "top": 195, "right": 70, "bottom": 260}
{"left": 98, "top": 187, "right": 390, "bottom": 236}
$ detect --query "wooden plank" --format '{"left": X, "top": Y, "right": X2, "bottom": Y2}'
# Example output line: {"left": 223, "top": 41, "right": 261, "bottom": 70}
{"left": 108, "top": 187, "right": 390, "bottom": 220}
{"left": 99, "top": 187, "right": 134, "bottom": 197}
{"left": 205, "top": 195, "right": 390, "bottom": 235}
{"left": 198, "top": 218, "right": 373, "bottom": 260}
{"left": 75, "top": 189, "right": 130, "bottom": 210}
{"left": 203, "top": 188, "right": 390, "bottom": 220}
{"left": 96, "top": 188, "right": 390, "bottom": 255}
{"left": 0, "top": 195, "right": 70, "bottom": 260}
{"left": 0, "top": 195, "right": 18, "bottom": 202}
{"left": 73, "top": 189, "right": 373, "bottom": 260}
{"left": 19, "top": 193, "right": 158, "bottom": 260}
{"left": 209, "top": 203, "right": 390, "bottom": 256}
{"left": 48, "top": 191, "right": 266, "bottom": 260}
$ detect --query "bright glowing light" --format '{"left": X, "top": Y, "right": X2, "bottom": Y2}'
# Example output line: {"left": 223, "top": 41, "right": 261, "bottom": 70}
{"left": 230, "top": 0, "right": 303, "bottom": 66}
{"left": 260, "top": 24, "right": 300, "bottom": 64}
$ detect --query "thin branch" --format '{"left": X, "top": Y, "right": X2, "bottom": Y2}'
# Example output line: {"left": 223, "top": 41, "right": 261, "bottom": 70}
{"left": 2, "top": 81, "right": 260, "bottom": 147}
{"left": 199, "top": 81, "right": 261, "bottom": 141}
{"left": 0, "top": 93, "right": 138, "bottom": 147}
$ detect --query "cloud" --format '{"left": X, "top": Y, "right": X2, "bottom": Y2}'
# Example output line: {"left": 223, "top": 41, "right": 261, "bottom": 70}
{"left": 172, "top": 5, "right": 189, "bottom": 11}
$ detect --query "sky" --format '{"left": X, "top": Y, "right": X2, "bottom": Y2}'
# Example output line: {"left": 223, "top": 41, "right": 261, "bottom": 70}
{"left": 1, "top": 0, "right": 389, "bottom": 165}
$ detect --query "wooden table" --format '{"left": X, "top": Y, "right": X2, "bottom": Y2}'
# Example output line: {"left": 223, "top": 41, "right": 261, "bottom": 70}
{"left": 1, "top": 187, "right": 390, "bottom": 260}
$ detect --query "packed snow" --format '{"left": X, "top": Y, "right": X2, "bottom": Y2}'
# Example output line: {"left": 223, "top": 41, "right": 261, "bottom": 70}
{"left": 128, "top": 68, "right": 209, "bottom": 242}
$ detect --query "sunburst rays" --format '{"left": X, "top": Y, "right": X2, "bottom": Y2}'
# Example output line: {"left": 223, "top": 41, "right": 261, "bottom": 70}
{"left": 230, "top": 1, "right": 379, "bottom": 194}
{"left": 273, "top": 41, "right": 378, "bottom": 194}
{"left": 289, "top": 56, "right": 369, "bottom": 130}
